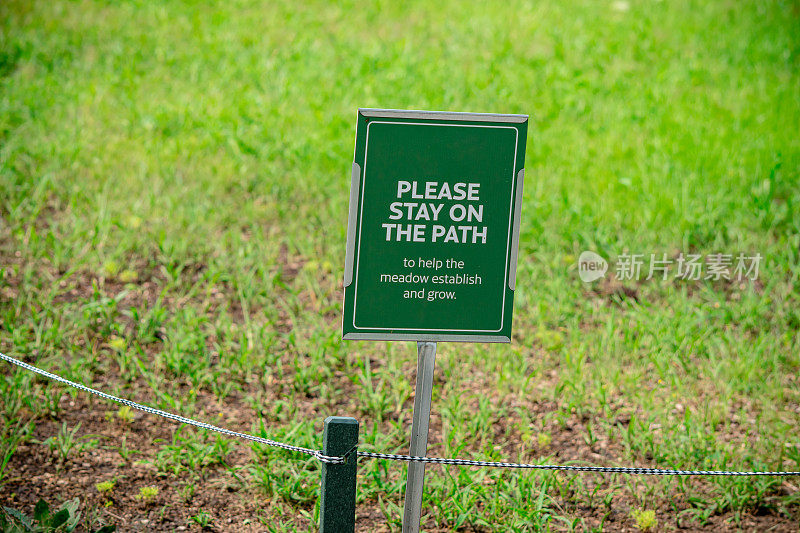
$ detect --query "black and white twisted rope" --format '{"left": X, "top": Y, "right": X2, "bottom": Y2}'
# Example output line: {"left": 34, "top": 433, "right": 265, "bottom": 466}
{"left": 0, "top": 351, "right": 342, "bottom": 464}
{"left": 355, "top": 452, "right": 800, "bottom": 475}
{"left": 3, "top": 351, "right": 800, "bottom": 476}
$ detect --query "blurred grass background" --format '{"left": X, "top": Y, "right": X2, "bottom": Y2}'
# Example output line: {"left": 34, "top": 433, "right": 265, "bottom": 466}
{"left": 1, "top": 0, "right": 799, "bottom": 531}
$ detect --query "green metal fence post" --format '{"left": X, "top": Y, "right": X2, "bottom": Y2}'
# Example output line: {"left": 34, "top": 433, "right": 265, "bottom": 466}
{"left": 320, "top": 416, "right": 359, "bottom": 533}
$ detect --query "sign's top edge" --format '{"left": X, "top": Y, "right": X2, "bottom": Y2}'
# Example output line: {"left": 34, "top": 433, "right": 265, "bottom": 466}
{"left": 358, "top": 108, "right": 528, "bottom": 124}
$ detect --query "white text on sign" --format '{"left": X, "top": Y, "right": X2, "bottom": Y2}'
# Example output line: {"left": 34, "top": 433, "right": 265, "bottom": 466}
{"left": 381, "top": 181, "right": 488, "bottom": 244}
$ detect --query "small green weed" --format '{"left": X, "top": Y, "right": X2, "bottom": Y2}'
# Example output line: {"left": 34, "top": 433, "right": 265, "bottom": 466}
{"left": 115, "top": 407, "right": 133, "bottom": 424}
{"left": 631, "top": 508, "right": 657, "bottom": 531}
{"left": 104, "top": 436, "right": 140, "bottom": 463}
{"left": 136, "top": 486, "right": 158, "bottom": 502}
{"left": 107, "top": 337, "right": 126, "bottom": 352}
{"left": 118, "top": 270, "right": 138, "bottom": 283}
{"left": 39, "top": 423, "right": 99, "bottom": 464}
{"left": 190, "top": 510, "right": 212, "bottom": 528}
{"left": 101, "top": 261, "right": 119, "bottom": 278}
{"left": 95, "top": 480, "right": 114, "bottom": 494}
{"left": 537, "top": 432, "right": 552, "bottom": 449}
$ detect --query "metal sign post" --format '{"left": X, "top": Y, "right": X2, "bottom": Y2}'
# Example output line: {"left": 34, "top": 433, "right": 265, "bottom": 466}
{"left": 402, "top": 341, "right": 437, "bottom": 532}
{"left": 342, "top": 108, "right": 529, "bottom": 530}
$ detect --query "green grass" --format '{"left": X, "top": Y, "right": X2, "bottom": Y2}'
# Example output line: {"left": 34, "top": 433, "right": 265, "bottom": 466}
{"left": 1, "top": 0, "right": 799, "bottom": 530}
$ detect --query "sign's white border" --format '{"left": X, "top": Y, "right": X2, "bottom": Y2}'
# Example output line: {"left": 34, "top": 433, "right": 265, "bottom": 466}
{"left": 351, "top": 120, "right": 519, "bottom": 333}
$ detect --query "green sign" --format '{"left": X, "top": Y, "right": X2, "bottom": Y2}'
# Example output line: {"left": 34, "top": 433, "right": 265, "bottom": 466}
{"left": 342, "top": 109, "right": 528, "bottom": 342}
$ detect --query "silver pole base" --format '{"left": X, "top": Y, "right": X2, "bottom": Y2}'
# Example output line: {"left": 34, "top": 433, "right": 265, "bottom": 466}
{"left": 402, "top": 341, "right": 437, "bottom": 533}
